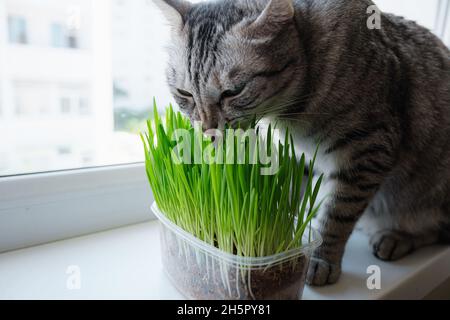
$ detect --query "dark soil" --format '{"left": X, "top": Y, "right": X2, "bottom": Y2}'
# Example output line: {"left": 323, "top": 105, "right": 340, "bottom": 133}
{"left": 161, "top": 229, "right": 310, "bottom": 300}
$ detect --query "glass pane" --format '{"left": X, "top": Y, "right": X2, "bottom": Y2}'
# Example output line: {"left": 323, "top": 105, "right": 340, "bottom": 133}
{"left": 50, "top": 23, "right": 65, "bottom": 48}
{"left": 0, "top": 0, "right": 182, "bottom": 176}
{"left": 0, "top": 0, "right": 446, "bottom": 176}
{"left": 8, "top": 15, "right": 27, "bottom": 44}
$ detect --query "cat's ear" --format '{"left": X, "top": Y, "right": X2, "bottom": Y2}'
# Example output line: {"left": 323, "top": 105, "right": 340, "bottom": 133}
{"left": 152, "top": 0, "right": 191, "bottom": 30}
{"left": 246, "top": 0, "right": 294, "bottom": 37}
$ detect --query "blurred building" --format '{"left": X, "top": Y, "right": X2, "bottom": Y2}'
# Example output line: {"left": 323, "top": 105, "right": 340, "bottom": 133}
{"left": 111, "top": 0, "right": 172, "bottom": 112}
{"left": 0, "top": 0, "right": 177, "bottom": 176}
{"left": 0, "top": 0, "right": 114, "bottom": 175}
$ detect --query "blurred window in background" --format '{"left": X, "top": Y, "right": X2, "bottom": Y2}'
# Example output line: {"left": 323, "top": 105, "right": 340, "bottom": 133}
{"left": 8, "top": 15, "right": 27, "bottom": 44}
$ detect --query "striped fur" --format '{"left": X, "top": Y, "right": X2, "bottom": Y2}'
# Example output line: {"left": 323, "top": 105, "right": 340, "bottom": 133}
{"left": 156, "top": 0, "right": 450, "bottom": 286}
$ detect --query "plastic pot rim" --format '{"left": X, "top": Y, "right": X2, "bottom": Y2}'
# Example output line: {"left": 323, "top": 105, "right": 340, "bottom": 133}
{"left": 151, "top": 202, "right": 323, "bottom": 268}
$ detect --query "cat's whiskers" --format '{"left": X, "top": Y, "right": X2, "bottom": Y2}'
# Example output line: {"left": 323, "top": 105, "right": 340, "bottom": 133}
{"left": 245, "top": 89, "right": 333, "bottom": 117}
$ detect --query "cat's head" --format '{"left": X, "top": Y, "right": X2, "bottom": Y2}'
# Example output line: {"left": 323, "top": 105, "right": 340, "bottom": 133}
{"left": 155, "top": 0, "right": 304, "bottom": 130}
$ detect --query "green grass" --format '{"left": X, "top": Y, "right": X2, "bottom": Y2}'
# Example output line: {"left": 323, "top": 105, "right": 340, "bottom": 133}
{"left": 141, "top": 102, "right": 323, "bottom": 258}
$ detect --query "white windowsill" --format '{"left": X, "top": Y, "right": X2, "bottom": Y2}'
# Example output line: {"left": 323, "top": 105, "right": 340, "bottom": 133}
{"left": 0, "top": 220, "right": 449, "bottom": 300}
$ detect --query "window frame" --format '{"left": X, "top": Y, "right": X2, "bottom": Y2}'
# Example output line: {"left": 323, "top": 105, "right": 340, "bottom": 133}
{"left": 1, "top": 0, "right": 449, "bottom": 256}
{"left": 0, "top": 163, "right": 155, "bottom": 253}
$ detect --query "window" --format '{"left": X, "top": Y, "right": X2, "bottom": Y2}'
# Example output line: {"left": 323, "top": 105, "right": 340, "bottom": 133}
{"left": 1, "top": 0, "right": 177, "bottom": 177}
{"left": 79, "top": 98, "right": 90, "bottom": 115}
{"left": 0, "top": 0, "right": 448, "bottom": 256}
{"left": 0, "top": 0, "right": 448, "bottom": 177}
{"left": 14, "top": 82, "right": 52, "bottom": 117}
{"left": 58, "top": 85, "right": 90, "bottom": 116}
{"left": 60, "top": 97, "right": 71, "bottom": 114}
{"left": 67, "top": 31, "right": 79, "bottom": 49}
{"left": 51, "top": 22, "right": 79, "bottom": 49}
{"left": 8, "top": 15, "right": 28, "bottom": 44}
{"left": 50, "top": 23, "right": 65, "bottom": 48}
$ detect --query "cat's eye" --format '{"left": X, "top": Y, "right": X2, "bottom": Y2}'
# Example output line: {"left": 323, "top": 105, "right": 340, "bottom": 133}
{"left": 177, "top": 88, "right": 193, "bottom": 98}
{"left": 221, "top": 85, "right": 246, "bottom": 100}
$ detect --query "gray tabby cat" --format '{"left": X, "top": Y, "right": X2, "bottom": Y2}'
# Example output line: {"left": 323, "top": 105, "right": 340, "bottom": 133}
{"left": 154, "top": 0, "right": 450, "bottom": 286}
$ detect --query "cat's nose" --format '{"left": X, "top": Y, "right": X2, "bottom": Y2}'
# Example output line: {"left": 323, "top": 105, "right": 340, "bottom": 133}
{"left": 201, "top": 118, "right": 219, "bottom": 131}
{"left": 199, "top": 108, "right": 220, "bottom": 131}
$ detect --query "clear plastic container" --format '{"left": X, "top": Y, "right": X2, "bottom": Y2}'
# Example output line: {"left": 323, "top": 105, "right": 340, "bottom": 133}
{"left": 152, "top": 202, "right": 322, "bottom": 300}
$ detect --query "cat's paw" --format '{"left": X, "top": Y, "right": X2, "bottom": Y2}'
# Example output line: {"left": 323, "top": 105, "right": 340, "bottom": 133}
{"left": 306, "top": 257, "right": 341, "bottom": 286}
{"left": 370, "top": 230, "right": 414, "bottom": 261}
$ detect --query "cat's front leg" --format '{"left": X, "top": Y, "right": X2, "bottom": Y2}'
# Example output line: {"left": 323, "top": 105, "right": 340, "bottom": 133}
{"left": 307, "top": 179, "right": 378, "bottom": 286}
{"left": 307, "top": 145, "right": 393, "bottom": 286}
